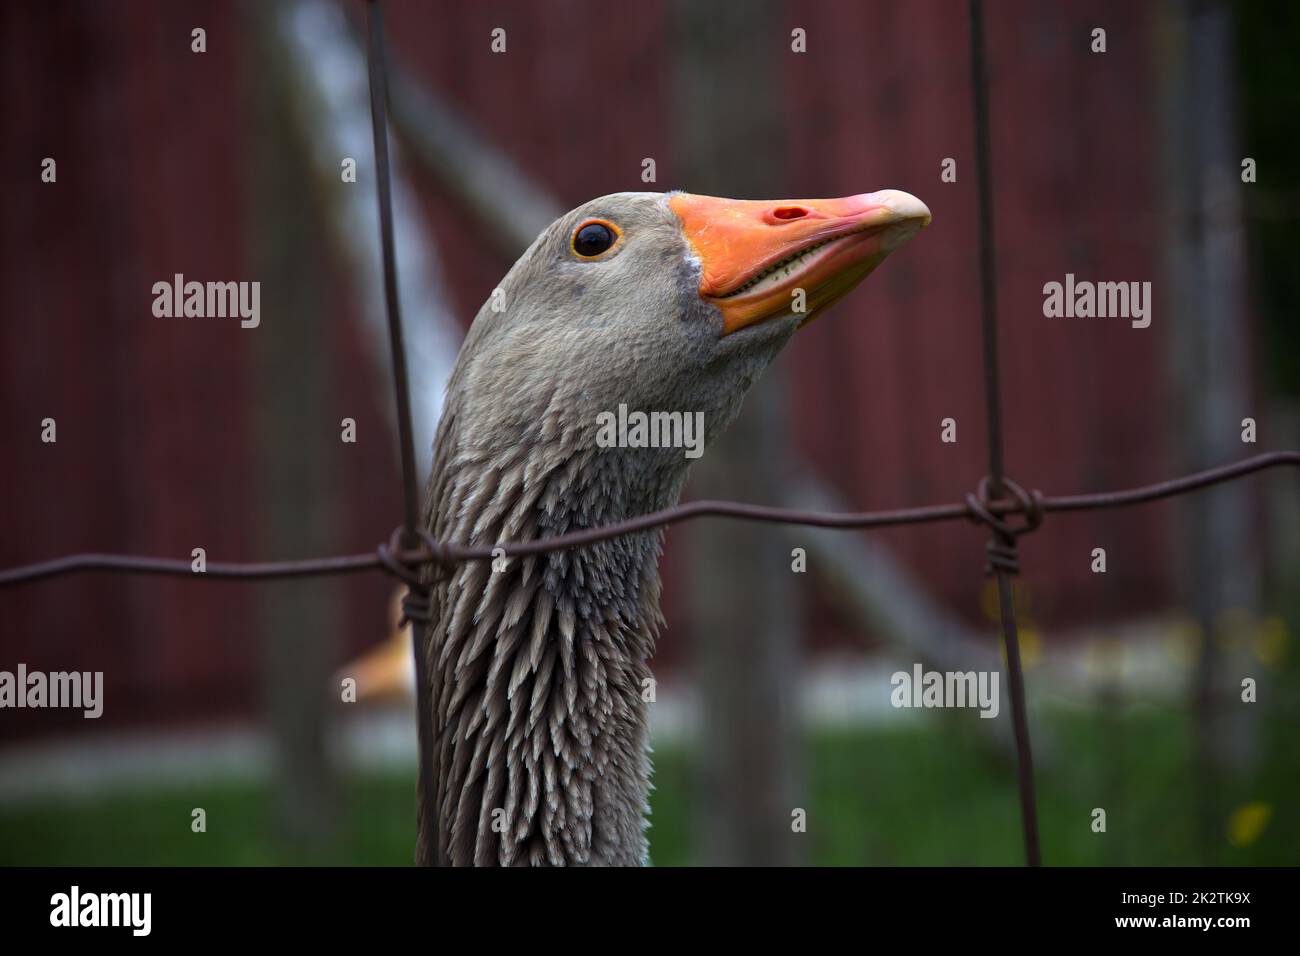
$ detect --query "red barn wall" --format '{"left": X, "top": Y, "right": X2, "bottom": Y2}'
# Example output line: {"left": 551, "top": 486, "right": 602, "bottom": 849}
{"left": 2, "top": 0, "right": 1178, "bottom": 739}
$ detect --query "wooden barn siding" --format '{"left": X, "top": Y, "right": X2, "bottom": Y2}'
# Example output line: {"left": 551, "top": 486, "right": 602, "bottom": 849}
{"left": 1, "top": 0, "right": 1178, "bottom": 737}
{"left": 1, "top": 1, "right": 261, "bottom": 741}
{"left": 0, "top": 1, "right": 402, "bottom": 742}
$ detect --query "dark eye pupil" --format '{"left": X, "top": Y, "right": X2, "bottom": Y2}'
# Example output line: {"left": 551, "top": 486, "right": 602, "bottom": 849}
{"left": 575, "top": 223, "right": 614, "bottom": 257}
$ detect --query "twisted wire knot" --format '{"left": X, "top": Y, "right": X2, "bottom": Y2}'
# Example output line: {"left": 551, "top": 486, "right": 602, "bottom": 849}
{"left": 376, "top": 526, "right": 448, "bottom": 626}
{"left": 965, "top": 476, "right": 1044, "bottom": 575}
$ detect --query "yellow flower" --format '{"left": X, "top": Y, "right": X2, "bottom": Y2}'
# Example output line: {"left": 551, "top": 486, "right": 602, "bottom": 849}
{"left": 1226, "top": 802, "right": 1272, "bottom": 848}
{"left": 1254, "top": 617, "right": 1288, "bottom": 667}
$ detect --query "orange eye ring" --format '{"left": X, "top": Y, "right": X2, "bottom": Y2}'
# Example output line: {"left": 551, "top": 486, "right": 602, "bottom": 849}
{"left": 571, "top": 219, "right": 622, "bottom": 259}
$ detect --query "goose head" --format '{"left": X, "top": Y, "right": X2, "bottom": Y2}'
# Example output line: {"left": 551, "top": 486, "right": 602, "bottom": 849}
{"left": 446, "top": 190, "right": 931, "bottom": 502}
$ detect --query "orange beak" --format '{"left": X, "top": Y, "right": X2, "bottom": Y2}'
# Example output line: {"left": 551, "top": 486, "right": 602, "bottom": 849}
{"left": 333, "top": 588, "right": 414, "bottom": 704}
{"left": 668, "top": 190, "right": 931, "bottom": 335}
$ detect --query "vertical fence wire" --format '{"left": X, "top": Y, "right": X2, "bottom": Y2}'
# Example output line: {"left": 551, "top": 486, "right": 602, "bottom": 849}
{"left": 363, "top": 0, "right": 436, "bottom": 861}
{"left": 968, "top": 0, "right": 1041, "bottom": 865}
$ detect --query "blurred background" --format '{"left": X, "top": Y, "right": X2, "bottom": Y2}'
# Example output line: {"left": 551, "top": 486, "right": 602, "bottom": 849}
{"left": 1, "top": 0, "right": 1297, "bottom": 865}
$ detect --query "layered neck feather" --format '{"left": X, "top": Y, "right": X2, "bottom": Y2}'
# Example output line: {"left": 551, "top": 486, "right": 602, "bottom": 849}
{"left": 416, "top": 384, "right": 682, "bottom": 866}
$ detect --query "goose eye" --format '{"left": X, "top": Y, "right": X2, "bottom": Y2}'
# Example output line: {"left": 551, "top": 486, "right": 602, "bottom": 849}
{"left": 572, "top": 220, "right": 619, "bottom": 259}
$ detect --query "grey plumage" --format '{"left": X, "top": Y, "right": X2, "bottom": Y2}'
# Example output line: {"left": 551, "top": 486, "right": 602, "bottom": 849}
{"left": 413, "top": 190, "right": 927, "bottom": 865}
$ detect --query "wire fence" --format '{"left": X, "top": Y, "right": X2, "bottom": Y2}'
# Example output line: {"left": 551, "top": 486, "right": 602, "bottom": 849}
{"left": 2, "top": 0, "right": 1297, "bottom": 866}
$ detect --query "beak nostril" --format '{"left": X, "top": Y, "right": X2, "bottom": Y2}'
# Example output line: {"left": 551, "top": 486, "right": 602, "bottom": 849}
{"left": 771, "top": 206, "right": 809, "bottom": 221}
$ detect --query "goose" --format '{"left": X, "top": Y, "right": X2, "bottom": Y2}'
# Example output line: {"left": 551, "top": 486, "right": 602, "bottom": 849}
{"left": 408, "top": 189, "right": 930, "bottom": 866}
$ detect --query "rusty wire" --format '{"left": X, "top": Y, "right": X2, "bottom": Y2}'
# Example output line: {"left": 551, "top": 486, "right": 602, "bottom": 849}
{"left": 967, "top": 0, "right": 1042, "bottom": 865}
{"left": 0, "top": 0, "right": 1297, "bottom": 868}
{"left": 362, "top": 0, "right": 437, "bottom": 859}
{"left": 2, "top": 451, "right": 1297, "bottom": 589}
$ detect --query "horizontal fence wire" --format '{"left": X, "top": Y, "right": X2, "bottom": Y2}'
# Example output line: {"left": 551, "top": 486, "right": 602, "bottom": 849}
{"left": 2, "top": 0, "right": 1297, "bottom": 869}
{"left": 1, "top": 451, "right": 1296, "bottom": 589}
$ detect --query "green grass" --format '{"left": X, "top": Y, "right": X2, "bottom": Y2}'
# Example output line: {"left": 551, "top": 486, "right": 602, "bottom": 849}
{"left": 1, "top": 707, "right": 1294, "bottom": 866}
